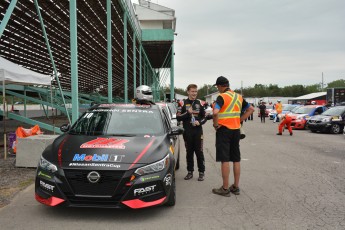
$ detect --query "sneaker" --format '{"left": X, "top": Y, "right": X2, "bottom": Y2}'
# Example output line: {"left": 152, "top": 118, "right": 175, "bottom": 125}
{"left": 276, "top": 133, "right": 282, "bottom": 135}
{"left": 198, "top": 172, "right": 205, "bottom": 181}
{"left": 229, "top": 184, "right": 240, "bottom": 195}
{"left": 184, "top": 172, "right": 193, "bottom": 180}
{"left": 212, "top": 186, "right": 230, "bottom": 197}
{"left": 290, "top": 133, "right": 293, "bottom": 136}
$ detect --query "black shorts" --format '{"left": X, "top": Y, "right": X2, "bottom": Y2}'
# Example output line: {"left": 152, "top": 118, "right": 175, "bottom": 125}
{"left": 216, "top": 127, "right": 241, "bottom": 162}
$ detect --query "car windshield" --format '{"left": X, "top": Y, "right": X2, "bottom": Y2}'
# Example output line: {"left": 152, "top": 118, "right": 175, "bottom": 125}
{"left": 283, "top": 104, "right": 298, "bottom": 111}
{"left": 291, "top": 106, "right": 301, "bottom": 113}
{"left": 294, "top": 107, "right": 314, "bottom": 114}
{"left": 69, "top": 108, "right": 164, "bottom": 136}
{"left": 321, "top": 106, "right": 345, "bottom": 116}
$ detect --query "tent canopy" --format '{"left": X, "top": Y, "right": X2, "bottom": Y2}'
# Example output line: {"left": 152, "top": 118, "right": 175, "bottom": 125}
{"left": 0, "top": 56, "right": 51, "bottom": 85}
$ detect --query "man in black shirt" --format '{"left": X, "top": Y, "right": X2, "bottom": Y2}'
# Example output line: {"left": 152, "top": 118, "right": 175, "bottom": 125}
{"left": 259, "top": 101, "right": 266, "bottom": 123}
{"left": 177, "top": 84, "right": 207, "bottom": 181}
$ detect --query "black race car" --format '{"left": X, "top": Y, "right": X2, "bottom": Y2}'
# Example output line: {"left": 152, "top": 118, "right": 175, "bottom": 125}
{"left": 35, "top": 103, "right": 183, "bottom": 209}
{"left": 307, "top": 106, "right": 345, "bottom": 134}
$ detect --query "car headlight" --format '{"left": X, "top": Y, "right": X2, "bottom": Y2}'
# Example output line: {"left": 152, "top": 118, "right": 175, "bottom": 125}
{"left": 39, "top": 156, "right": 58, "bottom": 173}
{"left": 135, "top": 154, "right": 170, "bottom": 176}
{"left": 332, "top": 116, "right": 342, "bottom": 121}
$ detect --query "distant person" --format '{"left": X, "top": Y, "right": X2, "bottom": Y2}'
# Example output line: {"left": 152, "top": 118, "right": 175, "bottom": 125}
{"left": 248, "top": 103, "right": 254, "bottom": 121}
{"left": 276, "top": 113, "right": 293, "bottom": 136}
{"left": 259, "top": 101, "right": 266, "bottom": 123}
{"left": 273, "top": 100, "right": 282, "bottom": 123}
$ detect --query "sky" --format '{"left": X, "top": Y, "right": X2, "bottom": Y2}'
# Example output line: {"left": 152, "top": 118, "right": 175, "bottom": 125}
{"left": 133, "top": 0, "right": 345, "bottom": 90}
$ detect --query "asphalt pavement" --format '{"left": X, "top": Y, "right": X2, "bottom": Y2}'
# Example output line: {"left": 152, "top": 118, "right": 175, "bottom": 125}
{"left": 0, "top": 117, "right": 344, "bottom": 230}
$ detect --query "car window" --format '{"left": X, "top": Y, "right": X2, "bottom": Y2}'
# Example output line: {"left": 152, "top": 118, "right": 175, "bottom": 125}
{"left": 294, "top": 107, "right": 314, "bottom": 114}
{"left": 321, "top": 107, "right": 345, "bottom": 116}
{"left": 70, "top": 108, "right": 164, "bottom": 136}
{"left": 167, "top": 103, "right": 177, "bottom": 115}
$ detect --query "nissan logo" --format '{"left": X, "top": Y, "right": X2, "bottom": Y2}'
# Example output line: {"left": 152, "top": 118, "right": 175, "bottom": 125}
{"left": 87, "top": 171, "right": 101, "bottom": 183}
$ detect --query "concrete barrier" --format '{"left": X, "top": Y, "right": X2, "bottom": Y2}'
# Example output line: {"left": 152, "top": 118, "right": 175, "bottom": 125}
{"left": 16, "top": 135, "right": 59, "bottom": 168}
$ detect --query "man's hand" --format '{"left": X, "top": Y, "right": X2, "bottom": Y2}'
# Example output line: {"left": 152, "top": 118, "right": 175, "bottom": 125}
{"left": 194, "top": 120, "right": 200, "bottom": 126}
{"left": 188, "top": 107, "right": 193, "bottom": 114}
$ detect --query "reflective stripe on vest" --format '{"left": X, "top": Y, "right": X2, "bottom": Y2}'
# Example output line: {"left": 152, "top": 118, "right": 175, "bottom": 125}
{"left": 218, "top": 91, "right": 242, "bottom": 129}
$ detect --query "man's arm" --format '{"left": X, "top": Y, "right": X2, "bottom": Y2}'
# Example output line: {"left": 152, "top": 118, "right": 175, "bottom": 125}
{"left": 198, "top": 102, "right": 208, "bottom": 125}
{"left": 240, "top": 104, "right": 255, "bottom": 122}
{"left": 176, "top": 104, "right": 190, "bottom": 121}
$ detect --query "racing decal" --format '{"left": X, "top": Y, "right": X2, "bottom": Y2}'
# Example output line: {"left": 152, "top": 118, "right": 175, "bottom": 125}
{"left": 38, "top": 171, "right": 52, "bottom": 179}
{"left": 80, "top": 138, "right": 129, "bottom": 149}
{"left": 128, "top": 138, "right": 156, "bottom": 169}
{"left": 163, "top": 174, "right": 172, "bottom": 186}
{"left": 68, "top": 162, "right": 121, "bottom": 168}
{"left": 72, "top": 153, "right": 125, "bottom": 162}
{"left": 122, "top": 197, "right": 166, "bottom": 209}
{"left": 35, "top": 194, "right": 65, "bottom": 207}
{"left": 58, "top": 136, "right": 69, "bottom": 166}
{"left": 140, "top": 175, "right": 160, "bottom": 182}
{"left": 40, "top": 180, "right": 55, "bottom": 192}
{"left": 134, "top": 185, "right": 156, "bottom": 196}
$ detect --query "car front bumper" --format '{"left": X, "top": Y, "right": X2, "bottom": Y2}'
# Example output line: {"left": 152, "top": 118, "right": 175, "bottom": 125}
{"left": 35, "top": 165, "right": 174, "bottom": 209}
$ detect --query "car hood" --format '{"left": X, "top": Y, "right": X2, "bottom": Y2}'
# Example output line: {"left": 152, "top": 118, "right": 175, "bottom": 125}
{"left": 43, "top": 134, "right": 169, "bottom": 170}
{"left": 309, "top": 115, "right": 332, "bottom": 121}
{"left": 289, "top": 113, "right": 308, "bottom": 119}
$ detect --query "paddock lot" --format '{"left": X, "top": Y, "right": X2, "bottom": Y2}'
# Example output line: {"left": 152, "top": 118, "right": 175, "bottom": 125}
{"left": 0, "top": 119, "right": 344, "bottom": 230}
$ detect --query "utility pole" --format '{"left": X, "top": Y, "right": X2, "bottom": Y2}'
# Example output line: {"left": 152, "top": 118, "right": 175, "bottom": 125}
{"left": 241, "top": 80, "right": 243, "bottom": 95}
{"left": 322, "top": 72, "right": 324, "bottom": 91}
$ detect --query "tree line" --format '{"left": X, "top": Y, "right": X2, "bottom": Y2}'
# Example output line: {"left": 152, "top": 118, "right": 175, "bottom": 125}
{"left": 167, "top": 79, "right": 345, "bottom": 100}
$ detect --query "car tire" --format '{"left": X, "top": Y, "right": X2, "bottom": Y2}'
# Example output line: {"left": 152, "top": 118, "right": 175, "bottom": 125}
{"left": 165, "top": 176, "right": 176, "bottom": 206}
{"left": 310, "top": 129, "right": 317, "bottom": 133}
{"left": 330, "top": 124, "right": 341, "bottom": 134}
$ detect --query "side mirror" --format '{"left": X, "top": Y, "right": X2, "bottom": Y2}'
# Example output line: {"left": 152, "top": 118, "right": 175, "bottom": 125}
{"left": 169, "top": 126, "right": 184, "bottom": 136}
{"left": 60, "top": 124, "right": 71, "bottom": 133}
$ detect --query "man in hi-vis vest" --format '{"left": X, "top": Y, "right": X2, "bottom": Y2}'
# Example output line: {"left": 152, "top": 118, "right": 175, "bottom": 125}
{"left": 212, "top": 76, "right": 254, "bottom": 197}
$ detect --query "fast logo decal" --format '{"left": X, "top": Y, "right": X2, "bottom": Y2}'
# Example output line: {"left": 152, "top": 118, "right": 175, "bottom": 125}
{"left": 40, "top": 180, "right": 55, "bottom": 192}
{"left": 163, "top": 174, "right": 172, "bottom": 186}
{"left": 73, "top": 154, "right": 125, "bottom": 162}
{"left": 80, "top": 138, "right": 129, "bottom": 149}
{"left": 134, "top": 185, "right": 156, "bottom": 196}
{"left": 140, "top": 175, "right": 159, "bottom": 182}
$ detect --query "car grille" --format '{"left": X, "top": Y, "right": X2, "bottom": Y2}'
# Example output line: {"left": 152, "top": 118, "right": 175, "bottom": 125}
{"left": 308, "top": 120, "right": 321, "bottom": 124}
{"left": 64, "top": 170, "right": 125, "bottom": 196}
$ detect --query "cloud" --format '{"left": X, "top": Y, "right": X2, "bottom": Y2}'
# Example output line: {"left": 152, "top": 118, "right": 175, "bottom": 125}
{"left": 134, "top": 0, "right": 345, "bottom": 89}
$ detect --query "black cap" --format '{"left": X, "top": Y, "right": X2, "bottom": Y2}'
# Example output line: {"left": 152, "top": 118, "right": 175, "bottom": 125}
{"left": 213, "top": 76, "right": 229, "bottom": 86}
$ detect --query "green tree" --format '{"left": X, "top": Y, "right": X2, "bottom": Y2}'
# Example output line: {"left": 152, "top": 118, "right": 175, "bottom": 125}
{"left": 327, "top": 79, "right": 345, "bottom": 88}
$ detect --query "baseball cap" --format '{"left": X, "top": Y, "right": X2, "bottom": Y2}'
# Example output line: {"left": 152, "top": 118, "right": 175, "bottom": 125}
{"left": 213, "top": 76, "right": 229, "bottom": 86}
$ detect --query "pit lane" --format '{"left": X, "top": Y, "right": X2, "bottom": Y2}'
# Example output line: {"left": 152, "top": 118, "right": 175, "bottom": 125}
{"left": 0, "top": 119, "right": 344, "bottom": 229}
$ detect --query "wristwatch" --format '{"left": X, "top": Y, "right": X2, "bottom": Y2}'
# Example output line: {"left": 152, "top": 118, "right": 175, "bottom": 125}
{"left": 213, "top": 124, "right": 219, "bottom": 128}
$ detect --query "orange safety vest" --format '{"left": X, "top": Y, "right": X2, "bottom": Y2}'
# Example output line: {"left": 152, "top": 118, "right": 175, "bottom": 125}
{"left": 218, "top": 91, "right": 243, "bottom": 129}
{"left": 276, "top": 103, "right": 282, "bottom": 114}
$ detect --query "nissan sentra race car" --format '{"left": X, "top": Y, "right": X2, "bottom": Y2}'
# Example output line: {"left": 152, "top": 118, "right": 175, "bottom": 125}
{"left": 35, "top": 103, "right": 183, "bottom": 209}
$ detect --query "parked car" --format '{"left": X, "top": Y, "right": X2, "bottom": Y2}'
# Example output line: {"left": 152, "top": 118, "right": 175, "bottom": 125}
{"left": 307, "top": 106, "right": 345, "bottom": 134}
{"left": 156, "top": 102, "right": 178, "bottom": 127}
{"left": 269, "top": 104, "right": 302, "bottom": 121}
{"left": 35, "top": 103, "right": 184, "bottom": 209}
{"left": 258, "top": 105, "right": 274, "bottom": 117}
{"left": 289, "top": 105, "right": 328, "bottom": 129}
